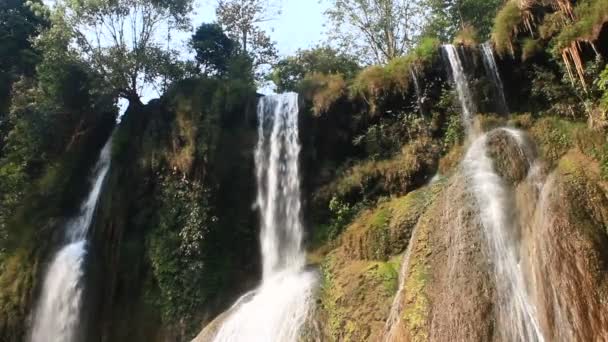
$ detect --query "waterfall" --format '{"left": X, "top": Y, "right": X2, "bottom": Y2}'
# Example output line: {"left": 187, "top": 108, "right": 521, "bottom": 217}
{"left": 410, "top": 66, "right": 424, "bottom": 116}
{"left": 481, "top": 42, "right": 509, "bottom": 114}
{"left": 29, "top": 139, "right": 112, "bottom": 342}
{"left": 463, "top": 128, "right": 544, "bottom": 342}
{"left": 211, "top": 93, "right": 317, "bottom": 342}
{"left": 442, "top": 44, "right": 476, "bottom": 133}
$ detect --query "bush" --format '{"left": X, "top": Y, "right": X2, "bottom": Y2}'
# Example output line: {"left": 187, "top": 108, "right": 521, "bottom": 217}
{"left": 454, "top": 24, "right": 479, "bottom": 47}
{"left": 271, "top": 46, "right": 360, "bottom": 92}
{"left": 299, "top": 73, "right": 347, "bottom": 116}
{"left": 521, "top": 38, "right": 542, "bottom": 61}
{"left": 598, "top": 66, "right": 608, "bottom": 112}
{"left": 492, "top": 0, "right": 523, "bottom": 55}
{"left": 555, "top": 0, "right": 608, "bottom": 49}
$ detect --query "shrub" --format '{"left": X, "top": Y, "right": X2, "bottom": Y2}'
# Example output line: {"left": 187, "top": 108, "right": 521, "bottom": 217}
{"left": 522, "top": 38, "right": 542, "bottom": 61}
{"left": 492, "top": 0, "right": 523, "bottom": 55}
{"left": 454, "top": 24, "right": 479, "bottom": 47}
{"left": 351, "top": 65, "right": 391, "bottom": 104}
{"left": 555, "top": 0, "right": 608, "bottom": 49}
{"left": 410, "top": 37, "right": 441, "bottom": 64}
{"left": 299, "top": 73, "right": 347, "bottom": 116}
{"left": 598, "top": 66, "right": 608, "bottom": 112}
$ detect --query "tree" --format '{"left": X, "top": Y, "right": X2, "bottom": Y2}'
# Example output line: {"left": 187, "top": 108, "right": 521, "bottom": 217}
{"left": 0, "top": 0, "right": 48, "bottom": 154}
{"left": 43, "top": 0, "right": 194, "bottom": 105}
{"left": 215, "top": 0, "right": 279, "bottom": 71}
{"left": 422, "top": 0, "right": 503, "bottom": 42}
{"left": 325, "top": 0, "right": 425, "bottom": 64}
{"left": 191, "top": 23, "right": 236, "bottom": 75}
{"left": 0, "top": 0, "right": 47, "bottom": 112}
{"left": 271, "top": 46, "right": 360, "bottom": 92}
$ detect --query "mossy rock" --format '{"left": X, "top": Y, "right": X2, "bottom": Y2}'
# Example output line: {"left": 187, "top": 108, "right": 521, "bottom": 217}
{"left": 338, "top": 184, "right": 442, "bottom": 262}
{"left": 316, "top": 254, "right": 400, "bottom": 341}
{"left": 485, "top": 129, "right": 534, "bottom": 184}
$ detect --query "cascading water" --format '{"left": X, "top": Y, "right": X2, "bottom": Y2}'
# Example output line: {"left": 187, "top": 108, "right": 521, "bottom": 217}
{"left": 441, "top": 44, "right": 544, "bottom": 341}
{"left": 481, "top": 42, "right": 509, "bottom": 114}
{"left": 211, "top": 93, "right": 317, "bottom": 342}
{"left": 463, "top": 129, "right": 544, "bottom": 342}
{"left": 410, "top": 66, "right": 424, "bottom": 116}
{"left": 29, "top": 139, "right": 112, "bottom": 342}
{"left": 442, "top": 44, "right": 477, "bottom": 133}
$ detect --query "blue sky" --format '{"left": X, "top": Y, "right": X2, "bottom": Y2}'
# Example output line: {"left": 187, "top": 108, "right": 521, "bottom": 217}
{"left": 189, "top": 0, "right": 329, "bottom": 57}
{"left": 136, "top": 0, "right": 330, "bottom": 103}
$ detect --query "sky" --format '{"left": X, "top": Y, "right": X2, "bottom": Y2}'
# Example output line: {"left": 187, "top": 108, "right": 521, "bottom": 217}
{"left": 190, "top": 0, "right": 330, "bottom": 57}
{"left": 128, "top": 0, "right": 330, "bottom": 105}
{"left": 128, "top": 0, "right": 329, "bottom": 103}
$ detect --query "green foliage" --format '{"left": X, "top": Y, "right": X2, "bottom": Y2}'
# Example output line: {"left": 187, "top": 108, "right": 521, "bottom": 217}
{"left": 0, "top": 0, "right": 46, "bottom": 74}
{"left": 216, "top": 0, "right": 278, "bottom": 80}
{"left": 443, "top": 111, "right": 465, "bottom": 148}
{"left": 530, "top": 64, "right": 588, "bottom": 117}
{"left": 324, "top": 197, "right": 359, "bottom": 243}
{"left": 597, "top": 65, "right": 608, "bottom": 112}
{"left": 521, "top": 38, "right": 542, "bottom": 61}
{"left": 554, "top": 0, "right": 608, "bottom": 49}
{"left": 46, "top": 0, "right": 194, "bottom": 103}
{"left": 191, "top": 23, "right": 236, "bottom": 76}
{"left": 410, "top": 37, "right": 441, "bottom": 63}
{"left": 271, "top": 46, "right": 360, "bottom": 92}
{"left": 453, "top": 24, "right": 479, "bottom": 46}
{"left": 423, "top": 0, "right": 503, "bottom": 42}
{"left": 299, "top": 73, "right": 347, "bottom": 116}
{"left": 0, "top": 0, "right": 47, "bottom": 136}
{"left": 350, "top": 38, "right": 439, "bottom": 111}
{"left": 492, "top": 0, "right": 522, "bottom": 55}
{"left": 147, "top": 175, "right": 214, "bottom": 333}
{"left": 325, "top": 0, "right": 425, "bottom": 63}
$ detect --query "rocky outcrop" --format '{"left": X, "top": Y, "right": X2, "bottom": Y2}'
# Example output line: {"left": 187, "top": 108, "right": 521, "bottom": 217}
{"left": 312, "top": 121, "right": 608, "bottom": 342}
{"left": 523, "top": 151, "right": 608, "bottom": 341}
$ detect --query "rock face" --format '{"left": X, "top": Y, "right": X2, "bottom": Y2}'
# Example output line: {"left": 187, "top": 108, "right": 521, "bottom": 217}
{"left": 524, "top": 151, "right": 608, "bottom": 341}
{"left": 386, "top": 173, "right": 496, "bottom": 342}
{"left": 311, "top": 125, "right": 608, "bottom": 342}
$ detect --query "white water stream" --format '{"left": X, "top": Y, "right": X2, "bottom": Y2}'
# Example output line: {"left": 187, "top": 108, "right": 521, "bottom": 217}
{"left": 442, "top": 44, "right": 477, "bottom": 133}
{"left": 212, "top": 93, "right": 316, "bottom": 342}
{"left": 481, "top": 42, "right": 509, "bottom": 114}
{"left": 463, "top": 129, "right": 544, "bottom": 342}
{"left": 29, "top": 139, "right": 112, "bottom": 342}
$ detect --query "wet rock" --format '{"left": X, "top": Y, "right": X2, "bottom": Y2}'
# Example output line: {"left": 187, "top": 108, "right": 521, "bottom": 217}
{"left": 485, "top": 129, "right": 534, "bottom": 184}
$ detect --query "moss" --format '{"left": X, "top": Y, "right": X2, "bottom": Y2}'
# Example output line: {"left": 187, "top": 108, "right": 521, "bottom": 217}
{"left": 439, "top": 144, "right": 464, "bottom": 175}
{"left": 521, "top": 38, "right": 542, "bottom": 61}
{"left": 314, "top": 136, "right": 440, "bottom": 210}
{"left": 0, "top": 248, "right": 37, "bottom": 341}
{"left": 529, "top": 116, "right": 584, "bottom": 164}
{"left": 508, "top": 113, "right": 535, "bottom": 129}
{"left": 400, "top": 216, "right": 432, "bottom": 341}
{"left": 492, "top": 0, "right": 523, "bottom": 55}
{"left": 318, "top": 255, "right": 401, "bottom": 341}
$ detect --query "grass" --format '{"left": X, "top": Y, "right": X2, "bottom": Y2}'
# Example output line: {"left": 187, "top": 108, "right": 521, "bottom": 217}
{"left": 299, "top": 73, "right": 347, "bottom": 116}
{"left": 315, "top": 137, "right": 439, "bottom": 208}
{"left": 555, "top": 0, "right": 608, "bottom": 49}
{"left": 350, "top": 38, "right": 440, "bottom": 113}
{"left": 454, "top": 24, "right": 479, "bottom": 47}
{"left": 492, "top": 0, "right": 523, "bottom": 55}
